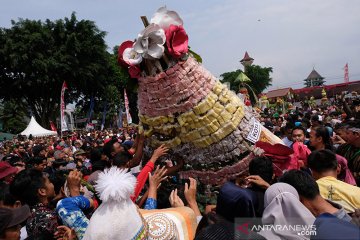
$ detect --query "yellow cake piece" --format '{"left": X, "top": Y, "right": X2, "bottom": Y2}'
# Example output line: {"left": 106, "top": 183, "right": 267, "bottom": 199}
{"left": 178, "top": 110, "right": 197, "bottom": 127}
{"left": 146, "top": 116, "right": 169, "bottom": 126}
{"left": 151, "top": 137, "right": 181, "bottom": 148}
{"left": 168, "top": 116, "right": 175, "bottom": 123}
{"left": 220, "top": 109, "right": 233, "bottom": 122}
{"left": 222, "top": 122, "right": 237, "bottom": 137}
{"left": 207, "top": 120, "right": 220, "bottom": 133}
{"left": 180, "top": 129, "right": 202, "bottom": 142}
{"left": 211, "top": 128, "right": 225, "bottom": 142}
{"left": 232, "top": 106, "right": 245, "bottom": 124}
{"left": 225, "top": 103, "right": 237, "bottom": 114}
{"left": 177, "top": 115, "right": 186, "bottom": 126}
{"left": 180, "top": 126, "right": 188, "bottom": 134}
{"left": 199, "top": 115, "right": 212, "bottom": 125}
{"left": 199, "top": 126, "right": 212, "bottom": 136}
{"left": 213, "top": 81, "right": 224, "bottom": 96}
{"left": 208, "top": 92, "right": 219, "bottom": 102}
{"left": 193, "top": 98, "right": 212, "bottom": 115}
{"left": 193, "top": 119, "right": 203, "bottom": 129}
{"left": 207, "top": 94, "right": 217, "bottom": 107}
{"left": 153, "top": 124, "right": 179, "bottom": 136}
{"left": 213, "top": 102, "right": 225, "bottom": 115}
{"left": 139, "top": 115, "right": 147, "bottom": 123}
{"left": 167, "top": 137, "right": 182, "bottom": 148}
{"left": 144, "top": 128, "right": 153, "bottom": 138}
{"left": 206, "top": 109, "right": 218, "bottom": 121}
{"left": 217, "top": 115, "right": 226, "bottom": 125}
{"left": 188, "top": 121, "right": 196, "bottom": 129}
{"left": 218, "top": 94, "right": 229, "bottom": 104}
{"left": 193, "top": 136, "right": 213, "bottom": 148}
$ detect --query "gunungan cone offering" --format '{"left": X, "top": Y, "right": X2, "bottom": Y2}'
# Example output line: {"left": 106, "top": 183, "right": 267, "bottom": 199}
{"left": 118, "top": 7, "right": 283, "bottom": 185}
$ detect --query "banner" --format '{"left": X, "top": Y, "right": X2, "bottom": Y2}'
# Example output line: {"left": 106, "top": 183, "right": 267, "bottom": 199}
{"left": 60, "top": 81, "right": 68, "bottom": 132}
{"left": 124, "top": 89, "right": 132, "bottom": 125}
{"left": 117, "top": 100, "right": 123, "bottom": 129}
{"left": 101, "top": 102, "right": 107, "bottom": 131}
{"left": 87, "top": 96, "right": 95, "bottom": 123}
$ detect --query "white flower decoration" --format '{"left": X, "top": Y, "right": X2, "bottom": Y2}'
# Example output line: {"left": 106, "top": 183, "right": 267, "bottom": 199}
{"left": 133, "top": 23, "right": 166, "bottom": 59}
{"left": 150, "top": 6, "right": 183, "bottom": 30}
{"left": 123, "top": 47, "right": 142, "bottom": 65}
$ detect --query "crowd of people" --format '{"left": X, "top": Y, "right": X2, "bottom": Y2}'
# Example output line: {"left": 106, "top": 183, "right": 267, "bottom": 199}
{"left": 0, "top": 96, "right": 359, "bottom": 240}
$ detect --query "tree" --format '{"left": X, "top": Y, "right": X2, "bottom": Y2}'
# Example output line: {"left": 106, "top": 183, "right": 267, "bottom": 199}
{"left": 0, "top": 13, "right": 117, "bottom": 128}
{"left": 73, "top": 50, "right": 137, "bottom": 128}
{"left": 0, "top": 100, "right": 28, "bottom": 133}
{"left": 220, "top": 65, "right": 273, "bottom": 103}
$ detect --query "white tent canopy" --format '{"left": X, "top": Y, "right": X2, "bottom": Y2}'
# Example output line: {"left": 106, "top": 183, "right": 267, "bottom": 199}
{"left": 20, "top": 116, "right": 58, "bottom": 137}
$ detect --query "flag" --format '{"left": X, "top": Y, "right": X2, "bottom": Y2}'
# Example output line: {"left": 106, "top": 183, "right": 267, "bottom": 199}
{"left": 344, "top": 63, "right": 349, "bottom": 83}
{"left": 60, "top": 81, "right": 68, "bottom": 132}
{"left": 50, "top": 121, "right": 57, "bottom": 132}
{"left": 124, "top": 89, "right": 132, "bottom": 125}
{"left": 117, "top": 100, "right": 123, "bottom": 129}
{"left": 101, "top": 102, "right": 107, "bottom": 130}
{"left": 87, "top": 96, "right": 95, "bottom": 123}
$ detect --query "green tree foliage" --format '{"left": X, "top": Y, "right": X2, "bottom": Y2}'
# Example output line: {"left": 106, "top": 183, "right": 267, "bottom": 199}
{"left": 0, "top": 100, "right": 28, "bottom": 133}
{"left": 220, "top": 65, "right": 273, "bottom": 102}
{"left": 0, "top": 13, "right": 119, "bottom": 128}
{"left": 75, "top": 50, "right": 138, "bottom": 128}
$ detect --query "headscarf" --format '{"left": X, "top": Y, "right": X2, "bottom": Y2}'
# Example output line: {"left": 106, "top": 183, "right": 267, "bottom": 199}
{"left": 259, "top": 183, "right": 315, "bottom": 240}
{"left": 336, "top": 154, "right": 357, "bottom": 186}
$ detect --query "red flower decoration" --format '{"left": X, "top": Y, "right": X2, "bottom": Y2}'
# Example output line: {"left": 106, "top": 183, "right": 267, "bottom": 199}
{"left": 128, "top": 65, "right": 141, "bottom": 79}
{"left": 118, "top": 40, "right": 134, "bottom": 67}
{"left": 165, "top": 25, "right": 188, "bottom": 58}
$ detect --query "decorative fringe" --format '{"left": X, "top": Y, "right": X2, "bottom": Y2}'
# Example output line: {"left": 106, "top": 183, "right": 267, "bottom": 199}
{"left": 95, "top": 167, "right": 136, "bottom": 202}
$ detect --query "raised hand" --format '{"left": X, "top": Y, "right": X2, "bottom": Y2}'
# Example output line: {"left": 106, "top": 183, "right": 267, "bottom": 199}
{"left": 169, "top": 189, "right": 184, "bottom": 208}
{"left": 150, "top": 144, "right": 169, "bottom": 163}
{"left": 245, "top": 175, "right": 270, "bottom": 190}
{"left": 67, "top": 170, "right": 82, "bottom": 196}
{"left": 149, "top": 166, "right": 168, "bottom": 190}
{"left": 184, "top": 177, "right": 197, "bottom": 205}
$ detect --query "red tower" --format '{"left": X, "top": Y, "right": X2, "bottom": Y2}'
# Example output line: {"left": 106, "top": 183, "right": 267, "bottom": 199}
{"left": 344, "top": 63, "right": 349, "bottom": 83}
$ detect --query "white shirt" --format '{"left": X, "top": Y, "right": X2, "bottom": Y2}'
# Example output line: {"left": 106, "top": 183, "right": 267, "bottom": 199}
{"left": 282, "top": 137, "right": 293, "bottom": 148}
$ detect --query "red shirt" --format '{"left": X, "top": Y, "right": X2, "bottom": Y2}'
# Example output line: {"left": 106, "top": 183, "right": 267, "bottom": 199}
{"left": 131, "top": 161, "right": 154, "bottom": 202}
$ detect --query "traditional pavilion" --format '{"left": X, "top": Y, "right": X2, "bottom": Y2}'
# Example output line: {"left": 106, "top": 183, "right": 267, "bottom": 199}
{"left": 304, "top": 68, "right": 325, "bottom": 87}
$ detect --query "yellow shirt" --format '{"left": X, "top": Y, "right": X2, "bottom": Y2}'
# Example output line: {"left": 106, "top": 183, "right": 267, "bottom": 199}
{"left": 317, "top": 176, "right": 360, "bottom": 213}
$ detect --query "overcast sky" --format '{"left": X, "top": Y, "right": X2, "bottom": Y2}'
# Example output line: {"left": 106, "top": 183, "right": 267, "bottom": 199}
{"left": 1, "top": 0, "right": 359, "bottom": 91}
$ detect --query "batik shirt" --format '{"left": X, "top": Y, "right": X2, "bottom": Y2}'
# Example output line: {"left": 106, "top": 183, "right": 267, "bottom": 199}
{"left": 143, "top": 198, "right": 157, "bottom": 210}
{"left": 56, "top": 195, "right": 90, "bottom": 240}
{"left": 27, "top": 203, "right": 59, "bottom": 238}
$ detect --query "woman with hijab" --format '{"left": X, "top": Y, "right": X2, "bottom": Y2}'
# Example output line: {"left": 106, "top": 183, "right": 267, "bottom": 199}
{"left": 259, "top": 183, "right": 315, "bottom": 240}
